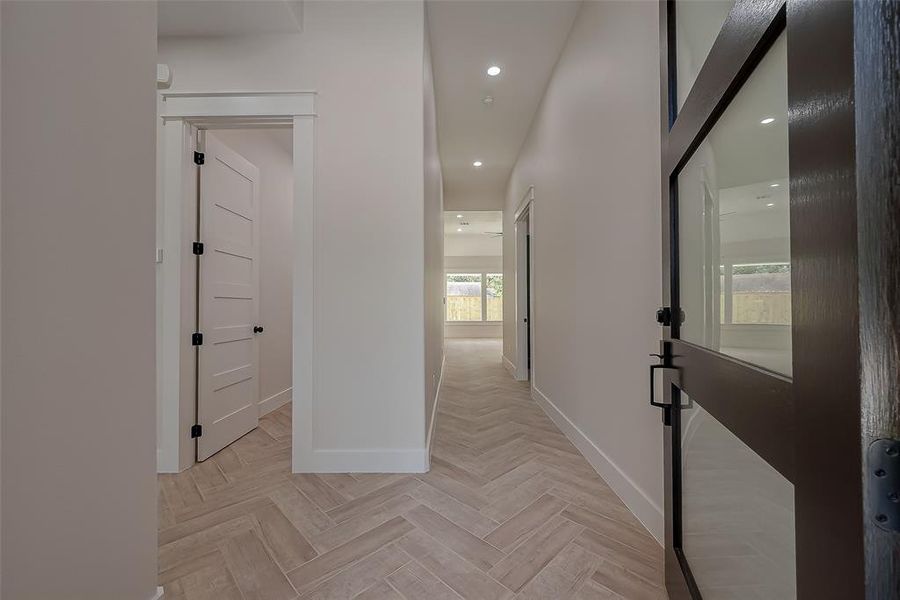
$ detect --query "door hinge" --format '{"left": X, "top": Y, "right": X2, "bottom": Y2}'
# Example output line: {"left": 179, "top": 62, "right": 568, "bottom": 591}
{"left": 656, "top": 307, "right": 672, "bottom": 327}
{"left": 192, "top": 332, "right": 203, "bottom": 346}
{"left": 868, "top": 438, "right": 900, "bottom": 532}
{"left": 191, "top": 424, "right": 203, "bottom": 438}
{"left": 194, "top": 151, "right": 205, "bottom": 166}
{"left": 192, "top": 241, "right": 204, "bottom": 255}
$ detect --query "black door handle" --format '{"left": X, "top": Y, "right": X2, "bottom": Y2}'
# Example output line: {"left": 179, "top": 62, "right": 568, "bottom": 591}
{"left": 649, "top": 352, "right": 678, "bottom": 425}
{"left": 253, "top": 325, "right": 264, "bottom": 334}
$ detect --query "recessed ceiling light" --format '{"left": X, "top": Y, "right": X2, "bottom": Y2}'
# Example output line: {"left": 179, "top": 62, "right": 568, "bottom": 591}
{"left": 487, "top": 65, "right": 501, "bottom": 77}
{"left": 760, "top": 117, "right": 775, "bottom": 124}
{"left": 457, "top": 228, "right": 463, "bottom": 232}
{"left": 482, "top": 96, "right": 494, "bottom": 105}
{"left": 456, "top": 214, "right": 463, "bottom": 218}
{"left": 472, "top": 161, "right": 483, "bottom": 167}
{"left": 770, "top": 183, "right": 780, "bottom": 188}
{"left": 767, "top": 202, "right": 775, "bottom": 207}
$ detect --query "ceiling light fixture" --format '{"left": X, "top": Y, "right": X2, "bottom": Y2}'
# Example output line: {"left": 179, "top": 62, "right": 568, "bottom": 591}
{"left": 487, "top": 65, "right": 501, "bottom": 77}
{"left": 767, "top": 202, "right": 775, "bottom": 207}
{"left": 760, "top": 117, "right": 775, "bottom": 124}
{"left": 770, "top": 183, "right": 780, "bottom": 188}
{"left": 472, "top": 161, "right": 483, "bottom": 167}
{"left": 456, "top": 214, "right": 463, "bottom": 218}
{"left": 457, "top": 228, "right": 463, "bottom": 232}
{"left": 482, "top": 95, "right": 494, "bottom": 105}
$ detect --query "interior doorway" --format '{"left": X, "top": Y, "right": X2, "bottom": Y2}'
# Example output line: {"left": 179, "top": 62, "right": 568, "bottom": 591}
{"left": 513, "top": 189, "right": 533, "bottom": 382}
{"left": 157, "top": 91, "right": 314, "bottom": 475}
{"left": 192, "top": 128, "right": 294, "bottom": 461}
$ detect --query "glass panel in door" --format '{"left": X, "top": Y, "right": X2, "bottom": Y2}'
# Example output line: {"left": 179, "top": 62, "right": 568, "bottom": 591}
{"left": 680, "top": 393, "right": 796, "bottom": 599}
{"left": 677, "top": 32, "right": 792, "bottom": 376}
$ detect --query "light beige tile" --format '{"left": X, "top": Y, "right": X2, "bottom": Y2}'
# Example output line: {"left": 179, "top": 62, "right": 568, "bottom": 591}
{"left": 404, "top": 504, "right": 505, "bottom": 571}
{"left": 386, "top": 560, "right": 462, "bottom": 600}
{"left": 515, "top": 542, "right": 599, "bottom": 600}
{"left": 325, "top": 478, "right": 420, "bottom": 524}
{"left": 218, "top": 529, "right": 298, "bottom": 600}
{"left": 488, "top": 516, "right": 584, "bottom": 592}
{"left": 287, "top": 516, "right": 415, "bottom": 595}
{"left": 299, "top": 544, "right": 409, "bottom": 600}
{"left": 483, "top": 493, "right": 567, "bottom": 551}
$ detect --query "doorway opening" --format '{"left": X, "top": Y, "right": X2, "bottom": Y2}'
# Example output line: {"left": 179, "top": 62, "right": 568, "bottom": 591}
{"left": 443, "top": 210, "right": 504, "bottom": 342}
{"left": 192, "top": 128, "right": 294, "bottom": 461}
{"left": 512, "top": 187, "right": 533, "bottom": 382}
{"left": 156, "top": 91, "right": 316, "bottom": 474}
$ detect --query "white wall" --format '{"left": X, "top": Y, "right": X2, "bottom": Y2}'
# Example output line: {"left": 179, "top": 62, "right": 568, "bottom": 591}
{"left": 445, "top": 233, "right": 502, "bottom": 257}
{"left": 502, "top": 0, "right": 664, "bottom": 540}
{"left": 159, "top": 1, "right": 430, "bottom": 471}
{"left": 423, "top": 19, "right": 445, "bottom": 455}
{"left": 2, "top": 2, "right": 158, "bottom": 598}
{"left": 213, "top": 129, "right": 294, "bottom": 416}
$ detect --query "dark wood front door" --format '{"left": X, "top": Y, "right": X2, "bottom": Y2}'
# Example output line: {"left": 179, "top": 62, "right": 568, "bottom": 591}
{"left": 656, "top": 1, "right": 899, "bottom": 598}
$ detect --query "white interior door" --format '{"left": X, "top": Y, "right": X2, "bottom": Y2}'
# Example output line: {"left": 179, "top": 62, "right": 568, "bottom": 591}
{"left": 197, "top": 133, "right": 261, "bottom": 461}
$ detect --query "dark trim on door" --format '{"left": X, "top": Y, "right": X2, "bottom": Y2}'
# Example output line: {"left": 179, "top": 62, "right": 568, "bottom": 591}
{"left": 787, "top": 1, "right": 865, "bottom": 597}
{"left": 853, "top": 1, "right": 900, "bottom": 597}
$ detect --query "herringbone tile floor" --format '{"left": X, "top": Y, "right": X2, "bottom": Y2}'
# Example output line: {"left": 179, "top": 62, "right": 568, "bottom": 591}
{"left": 158, "top": 338, "right": 666, "bottom": 599}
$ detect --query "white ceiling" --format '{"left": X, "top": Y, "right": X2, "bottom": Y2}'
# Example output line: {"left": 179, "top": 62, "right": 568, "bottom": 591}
{"left": 427, "top": 1, "right": 581, "bottom": 211}
{"left": 158, "top": 1, "right": 303, "bottom": 37}
{"left": 445, "top": 211, "right": 503, "bottom": 257}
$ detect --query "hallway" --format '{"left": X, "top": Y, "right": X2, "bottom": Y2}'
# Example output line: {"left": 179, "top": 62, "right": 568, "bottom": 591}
{"left": 158, "top": 339, "right": 665, "bottom": 599}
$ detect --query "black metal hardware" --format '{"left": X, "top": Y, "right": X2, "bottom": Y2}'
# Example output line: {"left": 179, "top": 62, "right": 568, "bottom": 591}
{"left": 191, "top": 332, "right": 203, "bottom": 346}
{"left": 649, "top": 349, "right": 678, "bottom": 426}
{"left": 253, "top": 325, "right": 264, "bottom": 334}
{"left": 192, "top": 241, "right": 204, "bottom": 255}
{"left": 656, "top": 306, "right": 672, "bottom": 326}
{"left": 191, "top": 424, "right": 203, "bottom": 438}
{"left": 868, "top": 438, "right": 900, "bottom": 532}
{"left": 194, "top": 151, "right": 205, "bottom": 165}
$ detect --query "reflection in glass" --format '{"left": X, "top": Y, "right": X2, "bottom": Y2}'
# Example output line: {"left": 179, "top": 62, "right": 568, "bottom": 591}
{"left": 675, "top": 0, "right": 735, "bottom": 110}
{"left": 681, "top": 396, "right": 796, "bottom": 599}
{"left": 677, "top": 33, "right": 791, "bottom": 375}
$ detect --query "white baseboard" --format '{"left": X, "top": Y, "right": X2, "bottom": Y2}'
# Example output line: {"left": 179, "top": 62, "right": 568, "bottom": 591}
{"left": 150, "top": 586, "right": 165, "bottom": 600}
{"left": 503, "top": 354, "right": 517, "bottom": 377}
{"left": 259, "top": 387, "right": 292, "bottom": 416}
{"left": 294, "top": 448, "right": 428, "bottom": 473}
{"left": 531, "top": 385, "right": 664, "bottom": 544}
{"left": 425, "top": 354, "right": 446, "bottom": 470}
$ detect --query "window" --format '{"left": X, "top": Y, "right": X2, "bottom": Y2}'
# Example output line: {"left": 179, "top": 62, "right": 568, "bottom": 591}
{"left": 486, "top": 274, "right": 503, "bottom": 321}
{"left": 720, "top": 262, "right": 791, "bottom": 325}
{"left": 446, "top": 273, "right": 503, "bottom": 322}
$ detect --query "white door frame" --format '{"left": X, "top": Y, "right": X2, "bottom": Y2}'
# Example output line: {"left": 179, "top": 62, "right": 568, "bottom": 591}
{"left": 157, "top": 91, "right": 316, "bottom": 473}
{"left": 513, "top": 186, "right": 534, "bottom": 383}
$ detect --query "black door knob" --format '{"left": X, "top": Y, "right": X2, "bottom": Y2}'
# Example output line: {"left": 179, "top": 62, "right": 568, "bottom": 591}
{"left": 253, "top": 325, "right": 264, "bottom": 334}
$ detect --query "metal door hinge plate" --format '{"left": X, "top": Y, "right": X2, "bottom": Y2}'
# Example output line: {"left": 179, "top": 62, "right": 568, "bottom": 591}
{"left": 192, "top": 332, "right": 203, "bottom": 346}
{"left": 193, "top": 241, "right": 204, "bottom": 256}
{"left": 191, "top": 424, "right": 203, "bottom": 438}
{"left": 194, "top": 151, "right": 205, "bottom": 166}
{"left": 868, "top": 438, "right": 900, "bottom": 532}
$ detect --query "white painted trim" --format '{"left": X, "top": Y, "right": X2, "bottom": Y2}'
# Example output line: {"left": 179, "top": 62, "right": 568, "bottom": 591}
{"left": 425, "top": 355, "right": 446, "bottom": 469}
{"left": 294, "top": 448, "right": 428, "bottom": 473}
{"left": 514, "top": 185, "right": 535, "bottom": 223}
{"left": 156, "top": 91, "right": 316, "bottom": 475}
{"left": 513, "top": 201, "right": 533, "bottom": 383}
{"left": 531, "top": 385, "right": 664, "bottom": 545}
{"left": 503, "top": 355, "right": 517, "bottom": 377}
{"left": 150, "top": 586, "right": 165, "bottom": 600}
{"left": 259, "top": 387, "right": 292, "bottom": 417}
{"left": 161, "top": 91, "right": 316, "bottom": 120}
